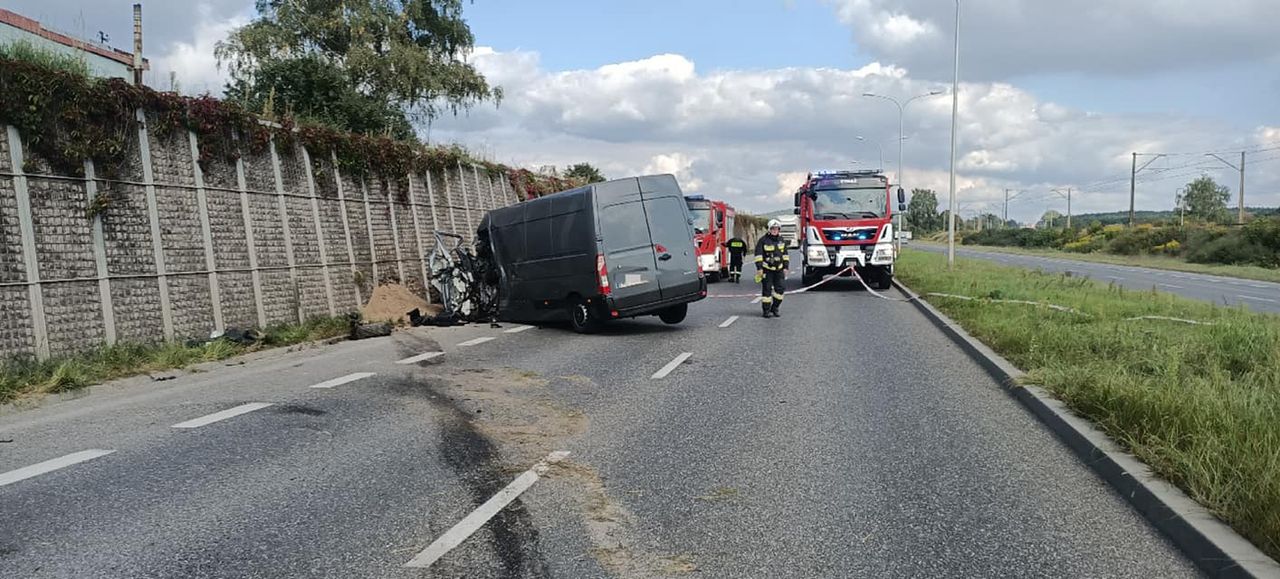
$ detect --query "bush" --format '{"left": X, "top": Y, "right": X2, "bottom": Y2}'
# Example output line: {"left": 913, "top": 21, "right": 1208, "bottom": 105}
{"left": 1184, "top": 230, "right": 1271, "bottom": 266}
{"left": 1242, "top": 217, "right": 1280, "bottom": 267}
{"left": 1105, "top": 226, "right": 1182, "bottom": 256}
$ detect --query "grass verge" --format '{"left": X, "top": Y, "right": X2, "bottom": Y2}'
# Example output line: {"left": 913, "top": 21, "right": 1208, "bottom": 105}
{"left": 0, "top": 316, "right": 352, "bottom": 405}
{"left": 915, "top": 241, "right": 1280, "bottom": 284}
{"left": 897, "top": 249, "right": 1280, "bottom": 561}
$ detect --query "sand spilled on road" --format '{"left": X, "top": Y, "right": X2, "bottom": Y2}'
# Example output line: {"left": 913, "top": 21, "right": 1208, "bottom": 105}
{"left": 426, "top": 367, "right": 697, "bottom": 577}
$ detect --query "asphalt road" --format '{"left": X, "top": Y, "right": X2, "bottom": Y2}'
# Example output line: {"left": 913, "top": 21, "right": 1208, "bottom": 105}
{"left": 913, "top": 243, "right": 1280, "bottom": 314}
{"left": 0, "top": 255, "right": 1202, "bottom": 578}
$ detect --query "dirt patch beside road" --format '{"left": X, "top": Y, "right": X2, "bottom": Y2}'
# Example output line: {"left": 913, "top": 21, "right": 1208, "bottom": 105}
{"left": 362, "top": 284, "right": 437, "bottom": 324}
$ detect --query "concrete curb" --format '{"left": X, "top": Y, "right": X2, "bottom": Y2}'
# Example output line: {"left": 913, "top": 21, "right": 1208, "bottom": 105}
{"left": 893, "top": 278, "right": 1280, "bottom": 579}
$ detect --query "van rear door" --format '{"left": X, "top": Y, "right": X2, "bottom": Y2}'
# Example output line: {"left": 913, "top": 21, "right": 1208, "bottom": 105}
{"left": 639, "top": 176, "right": 701, "bottom": 300}
{"left": 597, "top": 181, "right": 662, "bottom": 311}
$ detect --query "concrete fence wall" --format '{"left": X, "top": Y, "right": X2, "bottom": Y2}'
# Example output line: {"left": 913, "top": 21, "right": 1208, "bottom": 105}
{"left": 0, "top": 113, "right": 521, "bottom": 360}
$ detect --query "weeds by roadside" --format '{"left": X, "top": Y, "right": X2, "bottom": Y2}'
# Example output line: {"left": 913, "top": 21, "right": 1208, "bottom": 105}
{"left": 0, "top": 316, "right": 353, "bottom": 405}
{"left": 917, "top": 238, "right": 1280, "bottom": 284}
{"left": 897, "top": 249, "right": 1280, "bottom": 561}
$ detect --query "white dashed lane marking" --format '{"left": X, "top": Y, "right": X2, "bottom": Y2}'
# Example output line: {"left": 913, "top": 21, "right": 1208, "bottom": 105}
{"left": 651, "top": 353, "right": 693, "bottom": 380}
{"left": 172, "top": 403, "right": 273, "bottom": 429}
{"left": 0, "top": 450, "right": 115, "bottom": 488}
{"left": 310, "top": 372, "right": 376, "bottom": 389}
{"left": 719, "top": 316, "right": 739, "bottom": 328}
{"left": 404, "top": 451, "right": 570, "bottom": 569}
{"left": 396, "top": 352, "right": 444, "bottom": 365}
{"left": 458, "top": 337, "right": 496, "bottom": 347}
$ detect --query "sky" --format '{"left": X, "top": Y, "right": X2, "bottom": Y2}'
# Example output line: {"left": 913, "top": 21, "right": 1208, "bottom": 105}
{"left": 8, "top": 0, "right": 1280, "bottom": 222}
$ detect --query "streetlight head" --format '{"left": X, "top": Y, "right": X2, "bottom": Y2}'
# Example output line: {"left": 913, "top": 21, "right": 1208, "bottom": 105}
{"left": 929, "top": 90, "right": 944, "bottom": 96}
{"left": 862, "top": 92, "right": 878, "bottom": 97}
{"left": 856, "top": 136, "right": 866, "bottom": 141}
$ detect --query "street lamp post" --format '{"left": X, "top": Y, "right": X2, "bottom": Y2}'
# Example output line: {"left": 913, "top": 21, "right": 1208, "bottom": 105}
{"left": 947, "top": 0, "right": 961, "bottom": 268}
{"left": 856, "top": 136, "right": 884, "bottom": 172}
{"left": 862, "top": 91, "right": 943, "bottom": 257}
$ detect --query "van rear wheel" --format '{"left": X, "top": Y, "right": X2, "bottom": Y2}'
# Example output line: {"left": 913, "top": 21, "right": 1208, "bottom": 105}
{"left": 569, "top": 299, "right": 602, "bottom": 334}
{"left": 657, "top": 303, "right": 688, "bottom": 325}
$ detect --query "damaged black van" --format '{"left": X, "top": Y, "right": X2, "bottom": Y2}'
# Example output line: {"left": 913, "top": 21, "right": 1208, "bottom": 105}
{"left": 477, "top": 174, "right": 707, "bottom": 333}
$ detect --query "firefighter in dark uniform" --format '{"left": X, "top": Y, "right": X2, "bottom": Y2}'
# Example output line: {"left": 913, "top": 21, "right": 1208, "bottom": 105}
{"left": 724, "top": 236, "right": 748, "bottom": 283}
{"left": 754, "top": 219, "right": 789, "bottom": 318}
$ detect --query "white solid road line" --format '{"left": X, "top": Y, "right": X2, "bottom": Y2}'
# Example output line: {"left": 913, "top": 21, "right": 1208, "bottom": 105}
{"left": 504, "top": 325, "right": 535, "bottom": 334}
{"left": 172, "top": 403, "right": 273, "bottom": 429}
{"left": 405, "top": 451, "right": 571, "bottom": 569}
{"left": 396, "top": 352, "right": 445, "bottom": 365}
{"left": 457, "top": 337, "right": 496, "bottom": 347}
{"left": 1160, "top": 284, "right": 1185, "bottom": 289}
{"left": 0, "top": 449, "right": 115, "bottom": 488}
{"left": 719, "top": 316, "right": 739, "bottom": 328}
{"left": 310, "top": 372, "right": 376, "bottom": 389}
{"left": 1239, "top": 295, "right": 1279, "bottom": 303}
{"left": 651, "top": 353, "right": 693, "bottom": 380}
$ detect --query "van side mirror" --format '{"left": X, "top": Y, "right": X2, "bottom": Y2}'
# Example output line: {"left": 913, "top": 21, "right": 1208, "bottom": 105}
{"left": 793, "top": 207, "right": 800, "bottom": 215}
{"left": 898, "top": 203, "right": 906, "bottom": 211}
{"left": 793, "top": 192, "right": 801, "bottom": 207}
{"left": 897, "top": 187, "right": 906, "bottom": 204}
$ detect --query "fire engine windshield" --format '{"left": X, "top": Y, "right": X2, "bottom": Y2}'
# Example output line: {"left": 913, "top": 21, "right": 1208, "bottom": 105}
{"left": 811, "top": 186, "right": 887, "bottom": 219}
{"left": 688, "top": 205, "right": 713, "bottom": 233}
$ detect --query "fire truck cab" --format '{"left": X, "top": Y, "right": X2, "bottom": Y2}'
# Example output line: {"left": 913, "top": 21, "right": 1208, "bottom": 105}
{"left": 685, "top": 196, "right": 735, "bottom": 282}
{"left": 793, "top": 170, "right": 905, "bottom": 290}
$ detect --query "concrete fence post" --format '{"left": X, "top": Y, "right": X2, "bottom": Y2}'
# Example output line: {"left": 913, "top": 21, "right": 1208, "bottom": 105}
{"left": 300, "top": 147, "right": 336, "bottom": 316}
{"left": 135, "top": 110, "right": 175, "bottom": 342}
{"left": 188, "top": 131, "right": 225, "bottom": 333}
{"left": 83, "top": 159, "right": 117, "bottom": 345}
{"left": 440, "top": 169, "right": 458, "bottom": 236}
{"left": 6, "top": 125, "right": 50, "bottom": 359}
{"left": 330, "top": 151, "right": 362, "bottom": 309}
{"left": 456, "top": 161, "right": 473, "bottom": 240}
{"left": 361, "top": 179, "right": 379, "bottom": 283}
{"left": 234, "top": 139, "right": 268, "bottom": 328}
{"left": 407, "top": 173, "right": 431, "bottom": 300}
{"left": 268, "top": 139, "right": 301, "bottom": 323}
{"left": 386, "top": 182, "right": 406, "bottom": 283}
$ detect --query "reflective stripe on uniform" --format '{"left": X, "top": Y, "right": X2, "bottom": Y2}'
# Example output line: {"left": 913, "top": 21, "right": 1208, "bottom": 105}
{"left": 761, "top": 297, "right": 773, "bottom": 304}
{"left": 754, "top": 256, "right": 764, "bottom": 262}
{"left": 763, "top": 245, "right": 775, "bottom": 251}
{"left": 772, "top": 293, "right": 784, "bottom": 301}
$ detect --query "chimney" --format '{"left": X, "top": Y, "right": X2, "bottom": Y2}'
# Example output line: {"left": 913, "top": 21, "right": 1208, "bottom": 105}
{"left": 132, "top": 4, "right": 143, "bottom": 86}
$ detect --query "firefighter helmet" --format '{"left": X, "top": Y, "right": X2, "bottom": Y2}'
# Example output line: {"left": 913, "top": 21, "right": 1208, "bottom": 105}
{"left": 767, "top": 219, "right": 781, "bottom": 229}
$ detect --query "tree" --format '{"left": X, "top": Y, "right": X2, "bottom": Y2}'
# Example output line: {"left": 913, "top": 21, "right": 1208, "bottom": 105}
{"left": 216, "top": 0, "right": 500, "bottom": 133}
{"left": 1180, "top": 175, "right": 1231, "bottom": 223}
{"left": 223, "top": 56, "right": 414, "bottom": 138}
{"left": 1038, "top": 210, "right": 1062, "bottom": 229}
{"left": 906, "top": 188, "right": 941, "bottom": 232}
{"left": 564, "top": 163, "right": 606, "bottom": 184}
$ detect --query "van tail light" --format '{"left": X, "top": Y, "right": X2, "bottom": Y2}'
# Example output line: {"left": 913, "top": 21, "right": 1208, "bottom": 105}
{"left": 597, "top": 253, "right": 611, "bottom": 296}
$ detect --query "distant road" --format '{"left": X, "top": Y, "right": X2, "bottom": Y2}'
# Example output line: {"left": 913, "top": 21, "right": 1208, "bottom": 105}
{"left": 912, "top": 244, "right": 1280, "bottom": 314}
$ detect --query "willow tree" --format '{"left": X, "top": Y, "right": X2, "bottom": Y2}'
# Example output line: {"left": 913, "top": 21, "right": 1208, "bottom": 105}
{"left": 216, "top": 0, "right": 501, "bottom": 136}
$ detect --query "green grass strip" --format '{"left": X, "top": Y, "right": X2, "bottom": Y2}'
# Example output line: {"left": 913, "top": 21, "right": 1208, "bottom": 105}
{"left": 0, "top": 316, "right": 352, "bottom": 405}
{"left": 919, "top": 240, "right": 1280, "bottom": 284}
{"left": 897, "top": 249, "right": 1280, "bottom": 561}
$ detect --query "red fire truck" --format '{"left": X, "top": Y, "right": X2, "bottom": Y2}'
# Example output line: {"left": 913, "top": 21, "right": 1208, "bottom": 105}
{"left": 792, "top": 170, "right": 905, "bottom": 290}
{"left": 685, "top": 196, "right": 735, "bottom": 282}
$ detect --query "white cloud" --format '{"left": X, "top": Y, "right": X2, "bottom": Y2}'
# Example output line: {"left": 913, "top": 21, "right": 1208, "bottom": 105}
{"left": 431, "top": 46, "right": 1280, "bottom": 221}
{"left": 826, "top": 0, "right": 1280, "bottom": 80}
{"left": 147, "top": 5, "right": 246, "bottom": 95}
